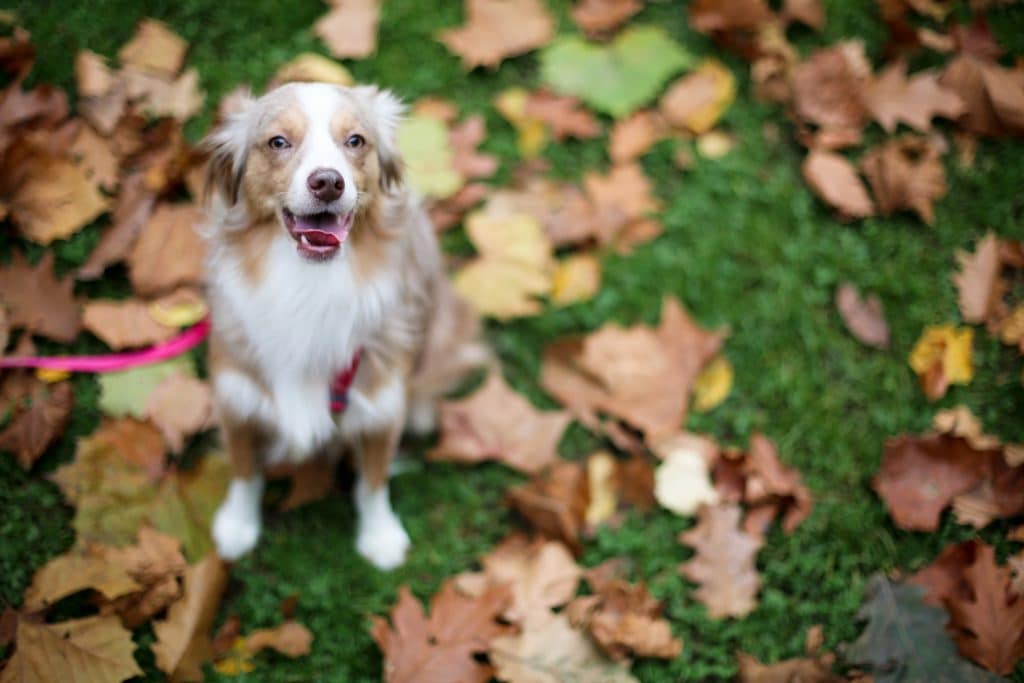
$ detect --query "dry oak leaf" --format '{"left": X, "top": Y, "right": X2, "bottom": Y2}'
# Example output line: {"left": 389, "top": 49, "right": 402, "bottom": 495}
{"left": 371, "top": 581, "right": 512, "bottom": 683}
{"left": 678, "top": 503, "right": 763, "bottom": 619}
{"left": 952, "top": 449, "right": 1024, "bottom": 529}
{"left": 70, "top": 124, "right": 120, "bottom": 192}
{"left": 128, "top": 202, "right": 206, "bottom": 297}
{"left": 835, "top": 282, "right": 890, "bottom": 348}
{"left": 933, "top": 405, "right": 1001, "bottom": 452}
{"left": 266, "top": 456, "right": 335, "bottom": 511}
{"left": 0, "top": 614, "right": 143, "bottom": 683}
{"left": 0, "top": 379, "right": 72, "bottom": 470}
{"left": 659, "top": 59, "right": 736, "bottom": 134}
{"left": 119, "top": 19, "right": 188, "bottom": 76}
{"left": 152, "top": 553, "right": 229, "bottom": 683}
{"left": 429, "top": 372, "right": 570, "bottom": 474}
{"left": 75, "top": 50, "right": 117, "bottom": 98}
{"left": 551, "top": 253, "right": 602, "bottom": 306}
{"left": 507, "top": 461, "right": 588, "bottom": 554}
{"left": 609, "top": 110, "right": 668, "bottom": 163}
{"left": 573, "top": 577, "right": 682, "bottom": 661}
{"left": 489, "top": 613, "right": 639, "bottom": 683}
{"left": 21, "top": 546, "right": 140, "bottom": 613}
{"left": 954, "top": 232, "right": 1007, "bottom": 326}
{"left": 687, "top": 0, "right": 773, "bottom": 34}
{"left": 8, "top": 152, "right": 108, "bottom": 245}
{"left": 102, "top": 527, "right": 188, "bottom": 628}
{"left": 947, "top": 543, "right": 1024, "bottom": 675}
{"left": 455, "top": 534, "right": 581, "bottom": 627}
{"left": 78, "top": 172, "right": 159, "bottom": 280}
{"left": 790, "top": 42, "right": 871, "bottom": 131}
{"left": 524, "top": 89, "right": 602, "bottom": 141}
{"left": 909, "top": 539, "right": 978, "bottom": 607}
{"left": 862, "top": 60, "right": 964, "bottom": 133}
{"left": 735, "top": 651, "right": 843, "bottom": 683}
{"left": 570, "top": 0, "right": 643, "bottom": 38}
{"left": 743, "top": 433, "right": 813, "bottom": 534}
{"left": 438, "top": 0, "right": 555, "bottom": 70}
{"left": 89, "top": 417, "right": 167, "bottom": 481}
{"left": 143, "top": 371, "right": 213, "bottom": 454}
{"left": 801, "top": 150, "right": 875, "bottom": 219}
{"left": 780, "top": 0, "right": 826, "bottom": 31}
{"left": 245, "top": 621, "right": 313, "bottom": 658}
{"left": 315, "top": 0, "right": 381, "bottom": 60}
{"left": 121, "top": 67, "right": 205, "bottom": 122}
{"left": 583, "top": 162, "right": 660, "bottom": 231}
{"left": 909, "top": 324, "right": 974, "bottom": 402}
{"left": 942, "top": 56, "right": 1024, "bottom": 138}
{"left": 861, "top": 135, "right": 947, "bottom": 225}
{"left": 873, "top": 433, "right": 988, "bottom": 531}
{"left": 83, "top": 298, "right": 178, "bottom": 350}
{"left": 0, "top": 252, "right": 80, "bottom": 344}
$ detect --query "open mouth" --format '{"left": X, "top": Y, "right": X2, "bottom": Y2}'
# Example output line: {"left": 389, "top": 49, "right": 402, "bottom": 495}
{"left": 282, "top": 209, "right": 354, "bottom": 260}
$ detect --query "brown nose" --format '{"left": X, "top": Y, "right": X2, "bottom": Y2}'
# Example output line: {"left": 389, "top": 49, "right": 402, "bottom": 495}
{"left": 307, "top": 168, "right": 344, "bottom": 202}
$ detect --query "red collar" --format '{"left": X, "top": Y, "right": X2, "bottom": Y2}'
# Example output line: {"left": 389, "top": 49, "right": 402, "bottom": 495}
{"left": 329, "top": 349, "right": 363, "bottom": 413}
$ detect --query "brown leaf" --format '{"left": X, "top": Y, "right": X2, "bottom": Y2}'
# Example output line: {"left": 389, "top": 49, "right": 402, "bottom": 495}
{"left": 743, "top": 433, "right": 813, "bottom": 534}
{"left": 428, "top": 182, "right": 489, "bottom": 231}
{"left": 736, "top": 651, "right": 843, "bottom": 682}
{"left": 946, "top": 543, "right": 1024, "bottom": 675}
{"left": 507, "top": 461, "right": 587, "bottom": 554}
{"left": 449, "top": 115, "right": 498, "bottom": 180}
{"left": 933, "top": 405, "right": 1001, "bottom": 452}
{"left": 78, "top": 172, "right": 159, "bottom": 279}
{"left": 268, "top": 457, "right": 335, "bottom": 511}
{"left": 941, "top": 56, "right": 1024, "bottom": 138}
{"left": 688, "top": 0, "right": 773, "bottom": 35}
{"left": 128, "top": 202, "right": 206, "bottom": 297}
{"left": 75, "top": 50, "right": 117, "bottom": 98}
{"left": 371, "top": 581, "right": 511, "bottom": 683}
{"left": 525, "top": 89, "right": 602, "bottom": 141}
{"left": 873, "top": 433, "right": 989, "bottom": 531}
{"left": 90, "top": 417, "right": 167, "bottom": 481}
{"left": 570, "top": 0, "right": 643, "bottom": 38}
{"left": 575, "top": 576, "right": 682, "bottom": 660}
{"left": 455, "top": 534, "right": 581, "bottom": 627}
{"left": 802, "top": 150, "right": 875, "bottom": 219}
{"left": 121, "top": 67, "right": 205, "bottom": 122}
{"left": 430, "top": 372, "right": 570, "bottom": 475}
{"left": 908, "top": 540, "right": 978, "bottom": 606}
{"left": 22, "top": 546, "right": 141, "bottom": 613}
{"left": 952, "top": 450, "right": 1024, "bottom": 528}
{"left": 83, "top": 298, "right": 178, "bottom": 350}
{"left": 7, "top": 151, "right": 108, "bottom": 245}
{"left": 0, "top": 252, "right": 81, "bottom": 344}
{"left": 152, "top": 553, "right": 229, "bottom": 683}
{"left": 609, "top": 110, "right": 668, "bottom": 163}
{"left": 438, "top": 0, "right": 555, "bottom": 70}
{"left": 102, "top": 527, "right": 188, "bottom": 628}
{"left": 0, "top": 614, "right": 143, "bottom": 683}
{"left": 143, "top": 372, "right": 213, "bottom": 453}
{"left": 862, "top": 61, "right": 963, "bottom": 133}
{"left": 780, "top": 0, "right": 826, "bottom": 31}
{"left": 679, "top": 503, "right": 763, "bottom": 619}
{"left": 70, "top": 124, "right": 120, "bottom": 192}
{"left": 953, "top": 232, "right": 1007, "bottom": 326}
{"left": 791, "top": 42, "right": 871, "bottom": 131}
{"left": 315, "top": 0, "right": 381, "bottom": 60}
{"left": 0, "top": 379, "right": 72, "bottom": 470}
{"left": 860, "top": 135, "right": 947, "bottom": 224}
{"left": 659, "top": 59, "right": 736, "bottom": 134}
{"left": 246, "top": 621, "right": 313, "bottom": 658}
{"left": 119, "top": 19, "right": 188, "bottom": 76}
{"left": 836, "top": 283, "right": 890, "bottom": 348}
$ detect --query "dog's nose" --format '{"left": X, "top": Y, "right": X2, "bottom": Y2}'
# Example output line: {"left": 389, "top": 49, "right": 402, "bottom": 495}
{"left": 307, "top": 168, "right": 344, "bottom": 202}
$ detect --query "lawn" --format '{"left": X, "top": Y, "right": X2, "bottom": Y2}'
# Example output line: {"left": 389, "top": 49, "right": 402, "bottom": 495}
{"left": 3, "top": 0, "right": 1024, "bottom": 681}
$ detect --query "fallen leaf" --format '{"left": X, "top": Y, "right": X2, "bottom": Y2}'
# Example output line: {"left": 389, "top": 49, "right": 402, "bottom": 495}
{"left": 585, "top": 451, "right": 618, "bottom": 528}
{"left": 540, "top": 26, "right": 692, "bottom": 118}
{"left": 143, "top": 372, "right": 212, "bottom": 454}
{"left": 269, "top": 52, "right": 354, "bottom": 88}
{"left": 953, "top": 232, "right": 1006, "bottom": 327}
{"left": 438, "top": 0, "right": 555, "bottom": 70}
{"left": 659, "top": 59, "right": 736, "bottom": 134}
{"left": 860, "top": 135, "right": 947, "bottom": 225}
{"left": 89, "top": 417, "right": 167, "bottom": 481}
{"left": 83, "top": 299, "right": 178, "bottom": 350}
{"left": 7, "top": 152, "right": 108, "bottom": 245}
{"left": 801, "top": 150, "right": 874, "bottom": 219}
{"left": 693, "top": 354, "right": 732, "bottom": 412}
{"left": 862, "top": 61, "right": 964, "bottom": 132}
{"left": 507, "top": 461, "right": 587, "bottom": 554}
{"left": 551, "top": 254, "right": 601, "bottom": 306}
{"left": 396, "top": 113, "right": 463, "bottom": 199}
{"left": 736, "top": 652, "right": 843, "bottom": 682}
{"left": 847, "top": 574, "right": 1003, "bottom": 683}
{"left": 75, "top": 50, "right": 117, "bottom": 98}
{"left": 952, "top": 449, "right": 1024, "bottom": 529}
{"left": 490, "top": 613, "right": 639, "bottom": 683}
{"left": 118, "top": 19, "right": 188, "bottom": 76}
{"left": 582, "top": 162, "right": 661, "bottom": 249}
{"left": 654, "top": 440, "right": 719, "bottom": 516}
{"left": 70, "top": 124, "right": 120, "bottom": 191}
{"left": 572, "top": 576, "right": 682, "bottom": 660}
{"left": 22, "top": 546, "right": 140, "bottom": 613}
{"left": 449, "top": 114, "right": 498, "bottom": 180}
{"left": 780, "top": 0, "right": 825, "bottom": 30}
{"left": 315, "top": 0, "right": 380, "bottom": 59}
{"left": 909, "top": 540, "right": 977, "bottom": 606}
{"left": 127, "top": 202, "right": 206, "bottom": 297}
{"left": 78, "top": 172, "right": 158, "bottom": 280}
{"left": 371, "top": 581, "right": 511, "bottom": 683}
{"left": 0, "top": 251, "right": 81, "bottom": 344}
{"left": 524, "top": 89, "right": 602, "bottom": 141}
{"left": 743, "top": 433, "right": 813, "bottom": 534}
{"left": 152, "top": 553, "right": 229, "bottom": 683}
{"left": 791, "top": 42, "right": 870, "bottom": 132}
{"left": 933, "top": 406, "right": 1001, "bottom": 452}
{"left": 494, "top": 87, "right": 549, "bottom": 158}
{"left": 909, "top": 324, "right": 974, "bottom": 401}
{"left": 873, "top": 433, "right": 988, "bottom": 531}
{"left": 687, "top": 0, "right": 773, "bottom": 36}
{"left": 609, "top": 110, "right": 668, "bottom": 162}
{"left": 268, "top": 456, "right": 335, "bottom": 511}
{"left": 0, "top": 614, "right": 143, "bottom": 683}
{"left": 679, "top": 504, "right": 762, "bottom": 619}
{"left": 102, "top": 527, "right": 188, "bottom": 628}
{"left": 98, "top": 355, "right": 195, "bottom": 419}
{"left": 942, "top": 56, "right": 1024, "bottom": 138}
{"left": 246, "top": 621, "right": 313, "bottom": 658}
{"left": 0, "top": 379, "right": 72, "bottom": 470}
{"left": 429, "top": 372, "right": 570, "bottom": 474}
{"left": 121, "top": 67, "right": 205, "bottom": 122}
{"left": 571, "top": 0, "right": 643, "bottom": 38}
{"left": 147, "top": 288, "right": 208, "bottom": 328}
{"left": 945, "top": 543, "right": 1024, "bottom": 675}
{"left": 835, "top": 283, "right": 890, "bottom": 348}
{"left": 148, "top": 454, "right": 231, "bottom": 561}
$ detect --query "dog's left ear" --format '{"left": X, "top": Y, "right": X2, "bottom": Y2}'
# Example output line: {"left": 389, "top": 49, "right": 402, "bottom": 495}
{"left": 356, "top": 85, "right": 405, "bottom": 191}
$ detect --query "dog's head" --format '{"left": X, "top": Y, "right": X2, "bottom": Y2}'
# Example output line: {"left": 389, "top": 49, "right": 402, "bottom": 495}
{"left": 203, "top": 83, "right": 404, "bottom": 261}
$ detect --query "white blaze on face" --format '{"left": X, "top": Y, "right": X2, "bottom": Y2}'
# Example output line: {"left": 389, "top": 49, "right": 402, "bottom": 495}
{"left": 287, "top": 84, "right": 359, "bottom": 216}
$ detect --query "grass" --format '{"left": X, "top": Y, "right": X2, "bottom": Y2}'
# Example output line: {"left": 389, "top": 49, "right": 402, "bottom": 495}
{"left": 3, "top": 0, "right": 1024, "bottom": 680}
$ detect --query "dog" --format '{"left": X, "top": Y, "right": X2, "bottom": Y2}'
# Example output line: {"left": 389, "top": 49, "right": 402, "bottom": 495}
{"left": 202, "top": 82, "right": 486, "bottom": 569}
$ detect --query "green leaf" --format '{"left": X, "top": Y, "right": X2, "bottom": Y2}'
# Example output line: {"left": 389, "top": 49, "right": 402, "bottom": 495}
{"left": 539, "top": 25, "right": 693, "bottom": 118}
{"left": 845, "top": 575, "right": 1004, "bottom": 683}
{"left": 149, "top": 454, "right": 230, "bottom": 562}
{"left": 97, "top": 356, "right": 195, "bottom": 418}
{"left": 396, "top": 114, "right": 463, "bottom": 199}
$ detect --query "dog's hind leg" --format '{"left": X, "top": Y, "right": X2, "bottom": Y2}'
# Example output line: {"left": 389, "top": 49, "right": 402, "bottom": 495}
{"left": 353, "top": 424, "right": 410, "bottom": 570}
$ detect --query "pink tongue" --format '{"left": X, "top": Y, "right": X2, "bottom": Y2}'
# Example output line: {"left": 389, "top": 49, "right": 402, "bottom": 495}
{"left": 300, "top": 230, "right": 341, "bottom": 247}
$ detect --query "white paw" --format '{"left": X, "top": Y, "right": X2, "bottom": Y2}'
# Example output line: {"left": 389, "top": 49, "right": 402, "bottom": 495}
{"left": 356, "top": 514, "right": 410, "bottom": 570}
{"left": 212, "top": 501, "right": 261, "bottom": 561}
{"left": 406, "top": 398, "right": 437, "bottom": 435}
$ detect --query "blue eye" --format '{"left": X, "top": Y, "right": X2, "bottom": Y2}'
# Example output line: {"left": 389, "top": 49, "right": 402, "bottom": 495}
{"left": 345, "top": 134, "right": 365, "bottom": 149}
{"left": 268, "top": 135, "right": 290, "bottom": 150}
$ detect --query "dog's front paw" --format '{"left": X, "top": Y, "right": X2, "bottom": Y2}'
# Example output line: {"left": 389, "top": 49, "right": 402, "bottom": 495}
{"left": 213, "top": 500, "right": 261, "bottom": 561}
{"left": 356, "top": 513, "right": 410, "bottom": 571}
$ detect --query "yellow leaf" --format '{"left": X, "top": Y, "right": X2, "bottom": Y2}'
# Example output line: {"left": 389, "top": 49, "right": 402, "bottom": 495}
{"left": 551, "top": 254, "right": 601, "bottom": 306}
{"left": 495, "top": 87, "right": 548, "bottom": 158}
{"left": 909, "top": 324, "right": 974, "bottom": 401}
{"left": 36, "top": 368, "right": 71, "bottom": 383}
{"left": 147, "top": 295, "right": 208, "bottom": 329}
{"left": 270, "top": 53, "right": 354, "bottom": 87}
{"left": 213, "top": 637, "right": 257, "bottom": 676}
{"left": 695, "top": 130, "right": 735, "bottom": 159}
{"left": 584, "top": 451, "right": 618, "bottom": 527}
{"left": 465, "top": 211, "right": 553, "bottom": 269}
{"left": 660, "top": 58, "right": 736, "bottom": 134}
{"left": 396, "top": 114, "right": 463, "bottom": 199}
{"left": 693, "top": 355, "right": 733, "bottom": 412}
{"left": 453, "top": 258, "right": 551, "bottom": 320}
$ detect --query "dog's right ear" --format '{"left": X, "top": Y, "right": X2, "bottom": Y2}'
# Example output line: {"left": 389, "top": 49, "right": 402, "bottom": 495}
{"left": 202, "top": 92, "right": 255, "bottom": 206}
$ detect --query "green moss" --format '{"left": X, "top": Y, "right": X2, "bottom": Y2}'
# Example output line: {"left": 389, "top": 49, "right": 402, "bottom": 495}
{"left": 3, "top": 0, "right": 1024, "bottom": 680}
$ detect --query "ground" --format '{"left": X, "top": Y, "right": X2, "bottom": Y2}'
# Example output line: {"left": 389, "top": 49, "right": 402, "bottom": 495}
{"left": 3, "top": 0, "right": 1024, "bottom": 681}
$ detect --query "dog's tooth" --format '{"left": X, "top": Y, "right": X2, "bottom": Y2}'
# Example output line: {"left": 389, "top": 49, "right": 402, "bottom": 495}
{"left": 300, "top": 234, "right": 311, "bottom": 246}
